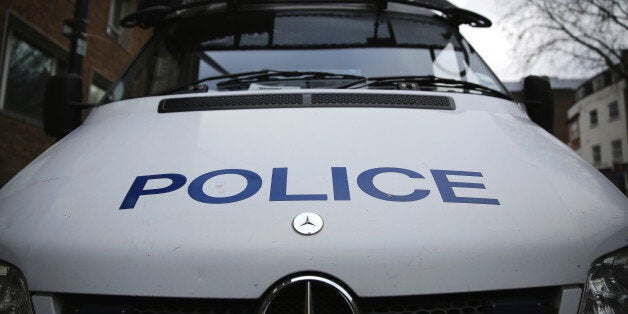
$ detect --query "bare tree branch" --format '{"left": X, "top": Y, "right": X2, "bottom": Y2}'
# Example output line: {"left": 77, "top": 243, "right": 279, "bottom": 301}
{"left": 590, "top": 2, "right": 628, "bottom": 31}
{"left": 542, "top": 3, "right": 622, "bottom": 64}
{"left": 504, "top": 0, "right": 628, "bottom": 80}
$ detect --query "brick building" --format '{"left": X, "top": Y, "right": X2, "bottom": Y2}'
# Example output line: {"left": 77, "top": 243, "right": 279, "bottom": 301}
{"left": 0, "top": 0, "right": 150, "bottom": 186}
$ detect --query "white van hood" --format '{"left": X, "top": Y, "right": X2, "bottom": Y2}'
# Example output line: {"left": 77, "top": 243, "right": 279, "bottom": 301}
{"left": 1, "top": 90, "right": 626, "bottom": 298}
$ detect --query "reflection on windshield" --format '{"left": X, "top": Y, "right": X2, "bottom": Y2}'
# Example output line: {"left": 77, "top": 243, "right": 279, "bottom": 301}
{"left": 432, "top": 43, "right": 500, "bottom": 91}
{"left": 198, "top": 48, "right": 435, "bottom": 89}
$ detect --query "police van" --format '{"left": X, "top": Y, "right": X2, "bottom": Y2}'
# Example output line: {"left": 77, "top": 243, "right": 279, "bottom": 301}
{"left": 1, "top": 0, "right": 627, "bottom": 313}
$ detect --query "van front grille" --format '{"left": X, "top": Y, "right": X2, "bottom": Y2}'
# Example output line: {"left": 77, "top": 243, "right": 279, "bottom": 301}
{"left": 60, "top": 287, "right": 559, "bottom": 314}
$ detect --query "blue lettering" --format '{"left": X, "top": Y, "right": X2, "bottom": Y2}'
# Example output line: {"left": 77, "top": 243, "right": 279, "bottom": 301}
{"left": 270, "top": 168, "right": 327, "bottom": 201}
{"left": 188, "top": 169, "right": 262, "bottom": 204}
{"left": 357, "top": 167, "right": 429, "bottom": 202}
{"left": 120, "top": 173, "right": 187, "bottom": 209}
{"left": 120, "top": 167, "right": 502, "bottom": 208}
{"left": 331, "top": 167, "right": 351, "bottom": 200}
{"left": 431, "top": 169, "right": 500, "bottom": 205}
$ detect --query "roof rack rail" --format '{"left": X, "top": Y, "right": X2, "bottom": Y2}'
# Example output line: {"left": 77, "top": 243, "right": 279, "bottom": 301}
{"left": 120, "top": 0, "right": 491, "bottom": 29}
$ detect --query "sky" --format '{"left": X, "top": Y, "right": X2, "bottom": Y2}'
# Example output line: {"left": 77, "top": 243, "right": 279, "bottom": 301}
{"left": 449, "top": 0, "right": 597, "bottom": 82}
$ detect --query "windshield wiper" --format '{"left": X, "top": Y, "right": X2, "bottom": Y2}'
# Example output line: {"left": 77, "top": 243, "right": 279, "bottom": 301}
{"left": 156, "top": 70, "right": 366, "bottom": 95}
{"left": 156, "top": 69, "right": 274, "bottom": 96}
{"left": 216, "top": 70, "right": 366, "bottom": 90}
{"left": 358, "top": 75, "right": 512, "bottom": 100}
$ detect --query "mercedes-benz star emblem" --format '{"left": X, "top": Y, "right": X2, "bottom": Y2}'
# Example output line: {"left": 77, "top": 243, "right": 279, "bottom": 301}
{"left": 292, "top": 212, "right": 323, "bottom": 235}
{"left": 259, "top": 275, "right": 359, "bottom": 313}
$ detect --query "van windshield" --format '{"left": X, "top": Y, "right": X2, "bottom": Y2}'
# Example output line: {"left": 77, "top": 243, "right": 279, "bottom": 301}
{"left": 108, "top": 9, "right": 506, "bottom": 102}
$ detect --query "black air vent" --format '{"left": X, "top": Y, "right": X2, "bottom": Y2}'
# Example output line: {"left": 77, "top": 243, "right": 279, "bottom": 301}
{"left": 158, "top": 93, "right": 454, "bottom": 113}
{"left": 311, "top": 93, "right": 453, "bottom": 109}
{"left": 158, "top": 94, "right": 303, "bottom": 113}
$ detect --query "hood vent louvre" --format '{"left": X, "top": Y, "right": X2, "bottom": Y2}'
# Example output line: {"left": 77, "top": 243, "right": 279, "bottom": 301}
{"left": 158, "top": 93, "right": 454, "bottom": 113}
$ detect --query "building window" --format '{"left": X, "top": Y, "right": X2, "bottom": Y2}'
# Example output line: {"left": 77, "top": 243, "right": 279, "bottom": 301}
{"left": 608, "top": 101, "right": 619, "bottom": 121}
{"left": 575, "top": 87, "right": 585, "bottom": 101}
{"left": 612, "top": 140, "right": 623, "bottom": 163}
{"left": 108, "top": 0, "right": 123, "bottom": 39}
{"left": 569, "top": 120, "right": 579, "bottom": 141}
{"left": 592, "top": 74, "right": 606, "bottom": 91}
{"left": 590, "top": 110, "right": 598, "bottom": 128}
{"left": 592, "top": 145, "right": 601, "bottom": 166}
{"left": 88, "top": 84, "right": 107, "bottom": 105}
{"left": 108, "top": 0, "right": 134, "bottom": 43}
{"left": 87, "top": 71, "right": 112, "bottom": 104}
{"left": 0, "top": 24, "right": 65, "bottom": 124}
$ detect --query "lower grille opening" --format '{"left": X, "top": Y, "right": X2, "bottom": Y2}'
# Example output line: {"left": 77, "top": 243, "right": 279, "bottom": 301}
{"left": 359, "top": 287, "right": 560, "bottom": 314}
{"left": 60, "top": 286, "right": 560, "bottom": 314}
{"left": 61, "top": 295, "right": 259, "bottom": 314}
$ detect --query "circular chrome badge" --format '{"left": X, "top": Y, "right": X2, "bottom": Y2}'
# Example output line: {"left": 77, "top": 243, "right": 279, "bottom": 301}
{"left": 259, "top": 275, "right": 359, "bottom": 314}
{"left": 292, "top": 212, "right": 323, "bottom": 235}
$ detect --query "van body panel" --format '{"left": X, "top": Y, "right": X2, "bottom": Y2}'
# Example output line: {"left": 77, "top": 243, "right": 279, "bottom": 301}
{"left": 1, "top": 90, "right": 626, "bottom": 298}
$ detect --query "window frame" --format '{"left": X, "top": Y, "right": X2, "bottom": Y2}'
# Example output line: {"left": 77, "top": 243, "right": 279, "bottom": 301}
{"left": 88, "top": 69, "right": 112, "bottom": 105}
{"left": 0, "top": 11, "right": 67, "bottom": 126}
{"left": 608, "top": 101, "right": 619, "bottom": 121}
{"left": 589, "top": 109, "right": 598, "bottom": 128}
{"left": 107, "top": 0, "right": 123, "bottom": 39}
{"left": 611, "top": 140, "right": 623, "bottom": 163}
{"left": 569, "top": 120, "right": 579, "bottom": 141}
{"left": 107, "top": 0, "right": 134, "bottom": 48}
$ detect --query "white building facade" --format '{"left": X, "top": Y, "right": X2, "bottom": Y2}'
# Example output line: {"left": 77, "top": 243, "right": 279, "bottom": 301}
{"left": 567, "top": 70, "right": 627, "bottom": 194}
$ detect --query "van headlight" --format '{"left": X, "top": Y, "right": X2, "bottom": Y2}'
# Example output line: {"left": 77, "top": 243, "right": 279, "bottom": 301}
{"left": 579, "top": 247, "right": 628, "bottom": 313}
{"left": 0, "top": 262, "right": 32, "bottom": 314}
